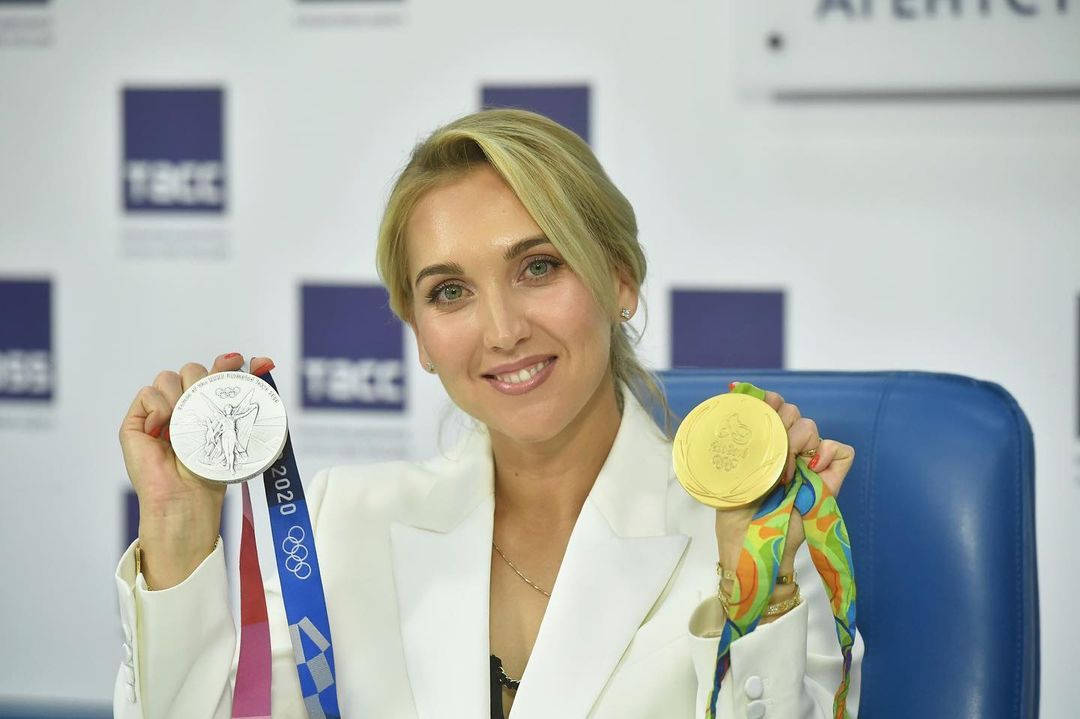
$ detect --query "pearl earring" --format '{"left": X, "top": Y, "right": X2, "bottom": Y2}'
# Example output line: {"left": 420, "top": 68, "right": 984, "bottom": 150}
{"left": 424, "top": 362, "right": 435, "bottom": 373}
{"left": 619, "top": 307, "right": 631, "bottom": 321}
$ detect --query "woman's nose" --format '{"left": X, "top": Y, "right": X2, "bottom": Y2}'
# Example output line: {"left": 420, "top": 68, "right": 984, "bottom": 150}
{"left": 481, "top": 291, "right": 530, "bottom": 352}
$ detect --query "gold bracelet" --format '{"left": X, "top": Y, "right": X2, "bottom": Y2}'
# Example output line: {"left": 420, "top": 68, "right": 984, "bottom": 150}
{"left": 717, "top": 562, "right": 795, "bottom": 588}
{"left": 716, "top": 566, "right": 801, "bottom": 620}
{"left": 718, "top": 587, "right": 801, "bottom": 619}
{"left": 716, "top": 561, "right": 737, "bottom": 584}
{"left": 763, "top": 585, "right": 802, "bottom": 617}
{"left": 135, "top": 537, "right": 220, "bottom": 591}
{"left": 134, "top": 542, "right": 144, "bottom": 586}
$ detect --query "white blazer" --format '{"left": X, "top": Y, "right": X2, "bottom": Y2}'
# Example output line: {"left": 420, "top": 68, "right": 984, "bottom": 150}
{"left": 113, "top": 382, "right": 864, "bottom": 718}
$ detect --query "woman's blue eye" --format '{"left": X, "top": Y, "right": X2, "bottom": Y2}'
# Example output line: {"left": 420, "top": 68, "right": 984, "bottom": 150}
{"left": 429, "top": 284, "right": 463, "bottom": 303}
{"left": 525, "top": 258, "right": 561, "bottom": 278}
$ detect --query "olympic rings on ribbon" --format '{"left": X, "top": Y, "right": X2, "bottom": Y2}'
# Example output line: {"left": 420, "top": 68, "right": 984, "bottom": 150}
{"left": 282, "top": 525, "right": 312, "bottom": 580}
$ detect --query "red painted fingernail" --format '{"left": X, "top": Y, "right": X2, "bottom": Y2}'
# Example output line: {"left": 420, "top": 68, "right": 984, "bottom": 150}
{"left": 223, "top": 352, "right": 241, "bottom": 360}
{"left": 252, "top": 360, "right": 275, "bottom": 376}
{"left": 729, "top": 381, "right": 737, "bottom": 391}
{"left": 809, "top": 454, "right": 820, "bottom": 470}
{"left": 148, "top": 426, "right": 162, "bottom": 439}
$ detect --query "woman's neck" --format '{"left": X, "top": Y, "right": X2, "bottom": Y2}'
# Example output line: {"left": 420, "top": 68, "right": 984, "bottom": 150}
{"left": 489, "top": 374, "right": 623, "bottom": 529}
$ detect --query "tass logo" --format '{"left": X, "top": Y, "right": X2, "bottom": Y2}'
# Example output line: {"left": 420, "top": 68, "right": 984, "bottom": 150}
{"left": 0, "top": 278, "right": 52, "bottom": 401}
{"left": 481, "top": 84, "right": 591, "bottom": 145}
{"left": 670, "top": 289, "right": 785, "bottom": 369}
{"left": 301, "top": 284, "right": 404, "bottom": 411}
{"left": 122, "top": 87, "right": 225, "bottom": 213}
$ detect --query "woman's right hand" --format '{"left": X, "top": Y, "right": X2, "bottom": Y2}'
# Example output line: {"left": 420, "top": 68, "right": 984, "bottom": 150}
{"left": 118, "top": 352, "right": 275, "bottom": 589}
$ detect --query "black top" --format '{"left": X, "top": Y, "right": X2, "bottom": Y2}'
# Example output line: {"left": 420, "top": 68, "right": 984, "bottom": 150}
{"left": 489, "top": 654, "right": 515, "bottom": 719}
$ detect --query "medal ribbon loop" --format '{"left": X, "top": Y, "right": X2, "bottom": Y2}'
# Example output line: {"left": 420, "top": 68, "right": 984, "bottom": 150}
{"left": 232, "top": 371, "right": 341, "bottom": 719}
{"left": 705, "top": 382, "right": 857, "bottom": 719}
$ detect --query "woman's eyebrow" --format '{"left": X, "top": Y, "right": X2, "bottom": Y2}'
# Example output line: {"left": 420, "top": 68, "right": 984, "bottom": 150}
{"left": 502, "top": 234, "right": 550, "bottom": 261}
{"left": 413, "top": 261, "right": 464, "bottom": 288}
{"left": 412, "top": 234, "right": 552, "bottom": 288}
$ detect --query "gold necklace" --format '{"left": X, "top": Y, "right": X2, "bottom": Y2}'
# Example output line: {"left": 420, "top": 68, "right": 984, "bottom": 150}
{"left": 491, "top": 540, "right": 551, "bottom": 597}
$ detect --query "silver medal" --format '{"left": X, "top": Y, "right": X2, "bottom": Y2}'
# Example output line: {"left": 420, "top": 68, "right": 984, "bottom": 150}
{"left": 169, "top": 370, "right": 288, "bottom": 483}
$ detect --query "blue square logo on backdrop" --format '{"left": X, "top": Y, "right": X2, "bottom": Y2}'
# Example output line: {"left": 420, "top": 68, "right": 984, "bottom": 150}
{"left": 481, "top": 85, "right": 590, "bottom": 145}
{"left": 670, "top": 289, "right": 785, "bottom": 369}
{"left": 123, "top": 87, "right": 225, "bottom": 213}
{"left": 301, "top": 284, "right": 404, "bottom": 411}
{"left": 0, "top": 278, "right": 53, "bottom": 401}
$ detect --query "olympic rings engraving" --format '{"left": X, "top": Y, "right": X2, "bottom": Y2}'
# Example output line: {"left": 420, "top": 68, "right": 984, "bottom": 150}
{"left": 282, "top": 525, "right": 312, "bottom": 580}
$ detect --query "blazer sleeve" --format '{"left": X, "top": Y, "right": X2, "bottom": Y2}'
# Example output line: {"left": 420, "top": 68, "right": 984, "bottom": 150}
{"left": 112, "top": 467, "right": 333, "bottom": 719}
{"left": 687, "top": 541, "right": 866, "bottom": 719}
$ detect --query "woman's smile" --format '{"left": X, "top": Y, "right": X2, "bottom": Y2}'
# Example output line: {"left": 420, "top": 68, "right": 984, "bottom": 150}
{"left": 483, "top": 355, "right": 557, "bottom": 395}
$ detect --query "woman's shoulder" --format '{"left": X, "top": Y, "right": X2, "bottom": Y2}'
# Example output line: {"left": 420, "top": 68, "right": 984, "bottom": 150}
{"left": 308, "top": 419, "right": 492, "bottom": 531}
{"left": 308, "top": 452, "right": 450, "bottom": 525}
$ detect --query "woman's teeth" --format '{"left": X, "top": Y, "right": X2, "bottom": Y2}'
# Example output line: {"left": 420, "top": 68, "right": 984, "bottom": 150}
{"left": 494, "top": 359, "right": 551, "bottom": 384}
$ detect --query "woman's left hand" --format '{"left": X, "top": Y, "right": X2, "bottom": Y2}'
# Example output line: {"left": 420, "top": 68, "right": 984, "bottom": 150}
{"left": 713, "top": 383, "right": 856, "bottom": 573}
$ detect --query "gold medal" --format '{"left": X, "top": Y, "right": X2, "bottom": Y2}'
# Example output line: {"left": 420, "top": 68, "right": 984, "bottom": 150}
{"left": 672, "top": 392, "right": 788, "bottom": 509}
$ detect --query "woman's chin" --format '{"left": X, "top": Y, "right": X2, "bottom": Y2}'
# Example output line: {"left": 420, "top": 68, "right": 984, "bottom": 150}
{"left": 485, "top": 409, "right": 568, "bottom": 446}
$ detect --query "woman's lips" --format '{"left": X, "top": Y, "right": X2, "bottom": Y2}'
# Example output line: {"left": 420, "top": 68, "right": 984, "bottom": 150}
{"left": 483, "top": 357, "right": 556, "bottom": 396}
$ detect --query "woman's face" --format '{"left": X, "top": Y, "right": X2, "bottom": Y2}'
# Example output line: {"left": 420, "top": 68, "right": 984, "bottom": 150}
{"left": 405, "top": 163, "right": 637, "bottom": 445}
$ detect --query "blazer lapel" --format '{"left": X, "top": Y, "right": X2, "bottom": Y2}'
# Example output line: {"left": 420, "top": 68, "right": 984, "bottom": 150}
{"left": 509, "top": 503, "right": 688, "bottom": 718}
{"left": 390, "top": 421, "right": 496, "bottom": 719}
{"left": 510, "top": 384, "right": 690, "bottom": 718}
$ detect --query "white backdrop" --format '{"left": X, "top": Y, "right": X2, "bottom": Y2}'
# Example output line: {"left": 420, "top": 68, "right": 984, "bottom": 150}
{"left": 1, "top": 0, "right": 1077, "bottom": 714}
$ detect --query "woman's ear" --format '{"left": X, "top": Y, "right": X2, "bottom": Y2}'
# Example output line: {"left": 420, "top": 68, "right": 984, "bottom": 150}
{"left": 613, "top": 269, "right": 639, "bottom": 321}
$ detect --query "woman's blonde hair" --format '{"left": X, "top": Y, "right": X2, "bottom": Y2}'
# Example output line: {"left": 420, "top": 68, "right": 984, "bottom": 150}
{"left": 375, "top": 107, "right": 675, "bottom": 437}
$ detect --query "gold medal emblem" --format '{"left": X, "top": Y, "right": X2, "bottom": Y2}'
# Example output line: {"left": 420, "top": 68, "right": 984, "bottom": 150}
{"left": 672, "top": 393, "right": 788, "bottom": 509}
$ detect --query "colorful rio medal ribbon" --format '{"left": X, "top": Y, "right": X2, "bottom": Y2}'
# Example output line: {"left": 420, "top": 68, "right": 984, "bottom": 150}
{"left": 170, "top": 369, "right": 341, "bottom": 719}
{"left": 672, "top": 382, "right": 857, "bottom": 719}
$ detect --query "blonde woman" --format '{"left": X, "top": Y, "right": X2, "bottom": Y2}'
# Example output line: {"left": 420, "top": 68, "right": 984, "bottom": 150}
{"left": 115, "top": 108, "right": 864, "bottom": 718}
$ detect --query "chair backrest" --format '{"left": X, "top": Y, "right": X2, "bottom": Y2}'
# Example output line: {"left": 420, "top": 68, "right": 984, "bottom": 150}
{"left": 655, "top": 369, "right": 1039, "bottom": 718}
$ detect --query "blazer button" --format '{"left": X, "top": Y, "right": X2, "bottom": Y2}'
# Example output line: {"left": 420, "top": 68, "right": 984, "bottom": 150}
{"left": 747, "top": 699, "right": 766, "bottom": 719}
{"left": 744, "top": 674, "right": 763, "bottom": 699}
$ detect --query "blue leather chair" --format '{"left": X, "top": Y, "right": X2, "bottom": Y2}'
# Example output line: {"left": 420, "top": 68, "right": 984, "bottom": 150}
{"left": 655, "top": 369, "right": 1040, "bottom": 718}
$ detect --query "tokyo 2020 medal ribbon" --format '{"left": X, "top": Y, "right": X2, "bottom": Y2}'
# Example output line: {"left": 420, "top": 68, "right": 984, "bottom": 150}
{"left": 167, "top": 368, "right": 341, "bottom": 718}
